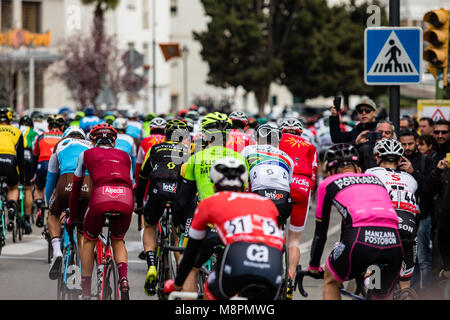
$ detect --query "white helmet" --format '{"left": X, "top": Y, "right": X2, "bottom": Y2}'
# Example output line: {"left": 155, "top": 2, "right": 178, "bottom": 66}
{"left": 149, "top": 117, "right": 167, "bottom": 130}
{"left": 62, "top": 126, "right": 86, "bottom": 139}
{"left": 280, "top": 118, "right": 303, "bottom": 135}
{"left": 210, "top": 157, "right": 248, "bottom": 189}
{"left": 126, "top": 109, "right": 139, "bottom": 118}
{"left": 113, "top": 117, "right": 128, "bottom": 130}
{"left": 373, "top": 139, "right": 404, "bottom": 158}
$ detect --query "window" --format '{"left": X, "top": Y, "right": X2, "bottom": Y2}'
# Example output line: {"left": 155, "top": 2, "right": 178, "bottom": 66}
{"left": 22, "top": 1, "right": 41, "bottom": 33}
{"left": 170, "top": 0, "right": 177, "bottom": 16}
{"left": 1, "top": 0, "right": 13, "bottom": 31}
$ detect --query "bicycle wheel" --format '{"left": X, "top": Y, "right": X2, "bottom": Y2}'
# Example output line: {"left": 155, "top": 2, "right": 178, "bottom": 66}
{"left": 17, "top": 216, "right": 23, "bottom": 241}
{"left": 277, "top": 244, "right": 290, "bottom": 300}
{"left": 57, "top": 246, "right": 70, "bottom": 300}
{"left": 12, "top": 218, "right": 17, "bottom": 243}
{"left": 392, "top": 286, "right": 419, "bottom": 300}
{"left": 167, "top": 216, "right": 178, "bottom": 280}
{"left": 156, "top": 247, "right": 170, "bottom": 300}
{"left": 101, "top": 259, "right": 119, "bottom": 300}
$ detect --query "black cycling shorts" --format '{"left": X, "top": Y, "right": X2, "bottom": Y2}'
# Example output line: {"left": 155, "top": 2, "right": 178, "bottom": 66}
{"left": 326, "top": 226, "right": 403, "bottom": 298}
{"left": 0, "top": 154, "right": 19, "bottom": 187}
{"left": 206, "top": 241, "right": 282, "bottom": 300}
{"left": 34, "top": 160, "right": 49, "bottom": 189}
{"left": 144, "top": 181, "right": 178, "bottom": 226}
{"left": 396, "top": 209, "right": 418, "bottom": 281}
{"left": 253, "top": 189, "right": 292, "bottom": 227}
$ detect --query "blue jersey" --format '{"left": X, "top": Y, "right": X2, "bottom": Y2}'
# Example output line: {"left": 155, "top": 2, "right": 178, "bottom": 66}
{"left": 125, "top": 120, "right": 142, "bottom": 139}
{"left": 45, "top": 138, "right": 92, "bottom": 203}
{"left": 79, "top": 116, "right": 103, "bottom": 133}
{"left": 115, "top": 133, "right": 137, "bottom": 177}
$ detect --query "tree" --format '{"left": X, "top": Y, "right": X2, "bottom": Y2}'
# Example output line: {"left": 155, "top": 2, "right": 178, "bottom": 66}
{"left": 194, "top": 0, "right": 299, "bottom": 116}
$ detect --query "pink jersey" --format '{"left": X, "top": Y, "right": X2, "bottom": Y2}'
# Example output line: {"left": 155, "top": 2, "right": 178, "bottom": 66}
{"left": 226, "top": 129, "right": 256, "bottom": 153}
{"left": 316, "top": 172, "right": 398, "bottom": 229}
{"left": 279, "top": 133, "right": 317, "bottom": 181}
{"left": 189, "top": 191, "right": 284, "bottom": 251}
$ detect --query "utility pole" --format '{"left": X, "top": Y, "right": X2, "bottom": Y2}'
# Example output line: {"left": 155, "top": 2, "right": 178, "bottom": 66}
{"left": 389, "top": 0, "right": 400, "bottom": 135}
{"left": 152, "top": 0, "right": 157, "bottom": 113}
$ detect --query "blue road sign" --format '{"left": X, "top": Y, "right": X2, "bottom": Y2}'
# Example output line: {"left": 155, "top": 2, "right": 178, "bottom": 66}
{"left": 365, "top": 27, "right": 422, "bottom": 85}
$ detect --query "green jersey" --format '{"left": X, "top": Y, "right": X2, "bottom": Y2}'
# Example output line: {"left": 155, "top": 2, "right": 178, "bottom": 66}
{"left": 20, "top": 126, "right": 38, "bottom": 150}
{"left": 181, "top": 146, "right": 248, "bottom": 201}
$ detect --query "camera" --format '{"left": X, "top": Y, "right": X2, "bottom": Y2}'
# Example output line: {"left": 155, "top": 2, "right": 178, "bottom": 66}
{"left": 366, "top": 131, "right": 382, "bottom": 143}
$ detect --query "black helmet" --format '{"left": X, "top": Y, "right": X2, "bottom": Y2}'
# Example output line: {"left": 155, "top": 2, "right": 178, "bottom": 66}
{"left": 324, "top": 143, "right": 359, "bottom": 172}
{"left": 165, "top": 119, "right": 188, "bottom": 142}
{"left": 0, "top": 106, "right": 13, "bottom": 123}
{"left": 47, "top": 114, "right": 65, "bottom": 129}
{"left": 19, "top": 115, "right": 34, "bottom": 128}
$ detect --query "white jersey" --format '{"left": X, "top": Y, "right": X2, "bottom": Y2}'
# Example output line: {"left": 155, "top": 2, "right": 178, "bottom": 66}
{"left": 365, "top": 167, "right": 419, "bottom": 215}
{"left": 241, "top": 144, "right": 294, "bottom": 192}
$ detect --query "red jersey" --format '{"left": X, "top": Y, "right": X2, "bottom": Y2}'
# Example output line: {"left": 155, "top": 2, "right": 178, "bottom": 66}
{"left": 279, "top": 133, "right": 318, "bottom": 182}
{"left": 189, "top": 191, "right": 283, "bottom": 251}
{"left": 74, "top": 147, "right": 132, "bottom": 188}
{"left": 226, "top": 129, "right": 256, "bottom": 153}
{"left": 33, "top": 130, "right": 63, "bottom": 162}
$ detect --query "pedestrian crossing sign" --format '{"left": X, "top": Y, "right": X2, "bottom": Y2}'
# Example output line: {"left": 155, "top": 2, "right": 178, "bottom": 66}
{"left": 365, "top": 27, "right": 422, "bottom": 85}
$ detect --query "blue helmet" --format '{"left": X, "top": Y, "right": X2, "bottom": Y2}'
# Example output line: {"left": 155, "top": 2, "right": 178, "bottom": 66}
{"left": 83, "top": 106, "right": 95, "bottom": 117}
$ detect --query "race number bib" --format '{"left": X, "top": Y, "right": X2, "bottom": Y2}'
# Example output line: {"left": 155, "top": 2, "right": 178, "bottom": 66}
{"left": 224, "top": 215, "right": 252, "bottom": 236}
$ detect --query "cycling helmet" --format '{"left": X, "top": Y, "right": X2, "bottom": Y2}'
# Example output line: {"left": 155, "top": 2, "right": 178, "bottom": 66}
{"left": 182, "top": 118, "right": 194, "bottom": 132}
{"left": 256, "top": 123, "right": 282, "bottom": 142}
{"left": 126, "top": 109, "right": 139, "bottom": 119}
{"left": 145, "top": 112, "right": 156, "bottom": 122}
{"left": 89, "top": 123, "right": 117, "bottom": 145}
{"left": 201, "top": 112, "right": 232, "bottom": 134}
{"left": 189, "top": 104, "right": 199, "bottom": 111}
{"left": 177, "top": 109, "right": 189, "bottom": 118}
{"left": 19, "top": 115, "right": 33, "bottom": 128}
{"left": 210, "top": 157, "right": 248, "bottom": 189}
{"left": 185, "top": 110, "right": 199, "bottom": 122}
{"left": 280, "top": 118, "right": 303, "bottom": 135}
{"left": 113, "top": 117, "right": 128, "bottom": 131}
{"left": 0, "top": 106, "right": 13, "bottom": 122}
{"left": 104, "top": 114, "right": 116, "bottom": 125}
{"left": 149, "top": 117, "right": 167, "bottom": 134}
{"left": 62, "top": 126, "right": 86, "bottom": 139}
{"left": 229, "top": 111, "right": 249, "bottom": 127}
{"left": 83, "top": 106, "right": 95, "bottom": 116}
{"left": 48, "top": 114, "right": 65, "bottom": 128}
{"left": 324, "top": 143, "right": 359, "bottom": 172}
{"left": 75, "top": 111, "right": 85, "bottom": 120}
{"left": 165, "top": 119, "right": 188, "bottom": 140}
{"left": 373, "top": 139, "right": 404, "bottom": 160}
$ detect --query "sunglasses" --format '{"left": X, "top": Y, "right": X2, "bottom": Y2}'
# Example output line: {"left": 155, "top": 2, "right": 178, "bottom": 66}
{"left": 434, "top": 130, "right": 449, "bottom": 135}
{"left": 357, "top": 108, "right": 374, "bottom": 114}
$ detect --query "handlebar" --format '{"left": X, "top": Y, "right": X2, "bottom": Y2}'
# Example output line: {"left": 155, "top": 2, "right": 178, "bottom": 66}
{"left": 168, "top": 291, "right": 203, "bottom": 300}
{"left": 295, "top": 265, "right": 324, "bottom": 298}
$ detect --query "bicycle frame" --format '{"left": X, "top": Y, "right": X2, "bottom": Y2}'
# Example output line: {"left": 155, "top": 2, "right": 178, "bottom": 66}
{"left": 95, "top": 231, "right": 114, "bottom": 300}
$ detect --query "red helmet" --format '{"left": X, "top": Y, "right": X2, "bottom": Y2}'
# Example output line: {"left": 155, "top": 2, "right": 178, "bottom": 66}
{"left": 89, "top": 123, "right": 118, "bottom": 144}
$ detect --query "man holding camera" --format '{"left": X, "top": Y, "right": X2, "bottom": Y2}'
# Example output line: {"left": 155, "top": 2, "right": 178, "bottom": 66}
{"left": 329, "top": 98, "right": 379, "bottom": 171}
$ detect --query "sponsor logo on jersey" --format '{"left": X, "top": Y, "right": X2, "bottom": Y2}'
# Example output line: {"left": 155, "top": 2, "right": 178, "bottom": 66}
{"left": 162, "top": 182, "right": 177, "bottom": 193}
{"left": 246, "top": 244, "right": 269, "bottom": 262}
{"left": 364, "top": 230, "right": 398, "bottom": 245}
{"left": 264, "top": 190, "right": 284, "bottom": 200}
{"left": 102, "top": 186, "right": 126, "bottom": 198}
{"left": 292, "top": 177, "right": 310, "bottom": 187}
{"left": 334, "top": 175, "right": 384, "bottom": 190}
{"left": 64, "top": 183, "right": 89, "bottom": 192}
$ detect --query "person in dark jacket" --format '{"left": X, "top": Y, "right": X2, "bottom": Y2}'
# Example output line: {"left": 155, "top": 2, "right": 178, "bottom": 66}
{"left": 330, "top": 97, "right": 379, "bottom": 171}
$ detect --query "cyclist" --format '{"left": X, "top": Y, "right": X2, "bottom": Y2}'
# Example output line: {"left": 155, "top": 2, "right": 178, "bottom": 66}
{"left": 366, "top": 139, "right": 418, "bottom": 290}
{"left": 125, "top": 109, "right": 143, "bottom": 150}
{"left": 113, "top": 117, "right": 137, "bottom": 178}
{"left": 241, "top": 123, "right": 294, "bottom": 226}
{"left": 176, "top": 112, "right": 248, "bottom": 292}
{"left": 46, "top": 126, "right": 92, "bottom": 280}
{"left": 134, "top": 117, "right": 166, "bottom": 182}
{"left": 66, "top": 123, "right": 134, "bottom": 300}
{"left": 69, "top": 111, "right": 85, "bottom": 127}
{"left": 164, "top": 157, "right": 283, "bottom": 299}
{"left": 79, "top": 106, "right": 102, "bottom": 133}
{"left": 278, "top": 118, "right": 318, "bottom": 296}
{"left": 142, "top": 113, "right": 156, "bottom": 138}
{"left": 226, "top": 111, "right": 256, "bottom": 153}
{"left": 33, "top": 114, "right": 65, "bottom": 227}
{"left": 135, "top": 119, "right": 190, "bottom": 296}
{"left": 18, "top": 115, "right": 38, "bottom": 234}
{"left": 0, "top": 107, "right": 25, "bottom": 234}
{"left": 308, "top": 143, "right": 402, "bottom": 300}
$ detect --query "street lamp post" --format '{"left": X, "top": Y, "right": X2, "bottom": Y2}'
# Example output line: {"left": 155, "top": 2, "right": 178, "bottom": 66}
{"left": 182, "top": 45, "right": 189, "bottom": 109}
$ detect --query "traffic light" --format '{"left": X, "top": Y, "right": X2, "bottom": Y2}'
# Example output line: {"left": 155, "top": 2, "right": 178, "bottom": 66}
{"left": 423, "top": 9, "right": 449, "bottom": 86}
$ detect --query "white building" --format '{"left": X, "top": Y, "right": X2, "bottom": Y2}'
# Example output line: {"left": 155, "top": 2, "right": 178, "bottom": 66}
{"left": 0, "top": 0, "right": 172, "bottom": 115}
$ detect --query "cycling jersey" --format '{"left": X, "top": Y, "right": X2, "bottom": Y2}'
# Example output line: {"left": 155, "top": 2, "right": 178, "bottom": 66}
{"left": 279, "top": 133, "right": 318, "bottom": 180}
{"left": 226, "top": 129, "right": 255, "bottom": 153}
{"left": 135, "top": 134, "right": 165, "bottom": 181}
{"left": 125, "top": 120, "right": 142, "bottom": 139}
{"left": 181, "top": 146, "right": 248, "bottom": 201}
{"left": 310, "top": 172, "right": 399, "bottom": 269}
{"left": 115, "top": 133, "right": 137, "bottom": 175}
{"left": 79, "top": 116, "right": 102, "bottom": 133}
{"left": 0, "top": 124, "right": 24, "bottom": 185}
{"left": 33, "top": 130, "right": 63, "bottom": 162}
{"left": 46, "top": 138, "right": 92, "bottom": 203}
{"left": 364, "top": 167, "right": 419, "bottom": 215}
{"left": 19, "top": 126, "right": 38, "bottom": 150}
{"left": 241, "top": 144, "right": 294, "bottom": 192}
{"left": 0, "top": 124, "right": 23, "bottom": 156}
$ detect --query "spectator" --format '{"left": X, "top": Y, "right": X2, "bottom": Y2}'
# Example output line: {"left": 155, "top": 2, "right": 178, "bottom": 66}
{"left": 400, "top": 115, "right": 415, "bottom": 130}
{"left": 376, "top": 120, "right": 396, "bottom": 140}
{"left": 329, "top": 97, "right": 378, "bottom": 171}
{"left": 419, "top": 117, "right": 434, "bottom": 136}
{"left": 417, "top": 135, "right": 437, "bottom": 156}
{"left": 432, "top": 119, "right": 450, "bottom": 159}
{"left": 398, "top": 129, "right": 423, "bottom": 185}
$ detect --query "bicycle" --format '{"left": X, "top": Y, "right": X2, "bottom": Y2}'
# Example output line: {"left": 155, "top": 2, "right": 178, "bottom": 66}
{"left": 276, "top": 221, "right": 291, "bottom": 300}
{"left": 91, "top": 212, "right": 125, "bottom": 300}
{"left": 38, "top": 206, "right": 53, "bottom": 263}
{"left": 0, "top": 177, "right": 8, "bottom": 255}
{"left": 11, "top": 184, "right": 26, "bottom": 243}
{"left": 57, "top": 215, "right": 82, "bottom": 300}
{"left": 155, "top": 201, "right": 184, "bottom": 300}
{"left": 296, "top": 265, "right": 419, "bottom": 300}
